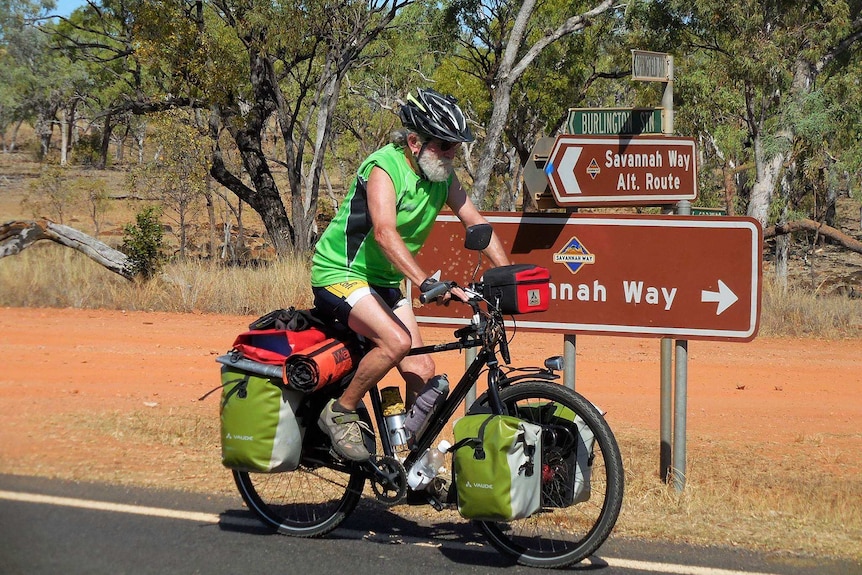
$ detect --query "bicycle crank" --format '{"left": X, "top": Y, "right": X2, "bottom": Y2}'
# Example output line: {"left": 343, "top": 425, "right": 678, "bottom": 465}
{"left": 367, "top": 456, "right": 408, "bottom": 505}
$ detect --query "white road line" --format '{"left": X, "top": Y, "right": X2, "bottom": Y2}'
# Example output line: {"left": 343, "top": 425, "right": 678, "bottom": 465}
{"left": 596, "top": 557, "right": 782, "bottom": 575}
{"left": 1, "top": 490, "right": 784, "bottom": 575}
{"left": 0, "top": 490, "right": 220, "bottom": 523}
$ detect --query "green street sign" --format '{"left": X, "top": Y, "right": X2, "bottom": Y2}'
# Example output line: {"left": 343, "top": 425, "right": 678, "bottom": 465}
{"left": 566, "top": 108, "right": 664, "bottom": 136}
{"left": 692, "top": 207, "right": 728, "bottom": 216}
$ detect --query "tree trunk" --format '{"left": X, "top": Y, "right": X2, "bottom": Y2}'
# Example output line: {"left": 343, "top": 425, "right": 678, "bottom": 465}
{"left": 209, "top": 112, "right": 296, "bottom": 256}
{"left": 747, "top": 131, "right": 785, "bottom": 226}
{"left": 204, "top": 185, "right": 217, "bottom": 259}
{"left": 98, "top": 114, "right": 114, "bottom": 169}
{"left": 60, "top": 109, "right": 70, "bottom": 166}
{"left": 471, "top": 86, "right": 514, "bottom": 208}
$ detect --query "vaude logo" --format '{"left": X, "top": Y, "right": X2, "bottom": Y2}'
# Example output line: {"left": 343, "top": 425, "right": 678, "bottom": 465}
{"left": 465, "top": 481, "right": 494, "bottom": 490}
{"left": 226, "top": 433, "right": 254, "bottom": 441}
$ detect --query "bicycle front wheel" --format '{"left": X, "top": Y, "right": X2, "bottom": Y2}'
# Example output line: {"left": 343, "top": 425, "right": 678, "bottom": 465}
{"left": 472, "top": 380, "right": 624, "bottom": 568}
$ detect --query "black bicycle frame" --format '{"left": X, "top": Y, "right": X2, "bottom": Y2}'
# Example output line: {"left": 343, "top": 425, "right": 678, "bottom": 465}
{"left": 368, "top": 338, "right": 507, "bottom": 471}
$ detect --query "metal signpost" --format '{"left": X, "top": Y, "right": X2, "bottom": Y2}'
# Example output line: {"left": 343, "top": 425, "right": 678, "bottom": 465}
{"left": 544, "top": 135, "right": 698, "bottom": 207}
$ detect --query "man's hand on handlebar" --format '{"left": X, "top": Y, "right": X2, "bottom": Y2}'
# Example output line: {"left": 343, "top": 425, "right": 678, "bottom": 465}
{"left": 419, "top": 277, "right": 468, "bottom": 305}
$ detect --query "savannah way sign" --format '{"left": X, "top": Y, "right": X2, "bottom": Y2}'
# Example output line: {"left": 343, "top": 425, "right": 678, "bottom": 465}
{"left": 413, "top": 213, "right": 762, "bottom": 342}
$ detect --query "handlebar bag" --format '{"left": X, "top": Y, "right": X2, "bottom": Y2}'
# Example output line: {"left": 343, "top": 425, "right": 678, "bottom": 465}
{"left": 482, "top": 264, "right": 551, "bottom": 314}
{"left": 451, "top": 414, "right": 542, "bottom": 521}
{"left": 231, "top": 328, "right": 328, "bottom": 365}
{"left": 516, "top": 403, "right": 597, "bottom": 507}
{"left": 219, "top": 366, "right": 306, "bottom": 472}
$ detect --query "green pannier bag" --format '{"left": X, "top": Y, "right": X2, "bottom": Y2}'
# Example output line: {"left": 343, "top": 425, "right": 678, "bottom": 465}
{"left": 452, "top": 414, "right": 542, "bottom": 521}
{"left": 220, "top": 366, "right": 306, "bottom": 472}
{"left": 518, "top": 402, "right": 596, "bottom": 507}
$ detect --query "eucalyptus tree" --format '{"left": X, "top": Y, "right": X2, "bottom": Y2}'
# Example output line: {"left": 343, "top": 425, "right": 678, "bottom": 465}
{"left": 48, "top": 0, "right": 421, "bottom": 255}
{"left": 630, "top": 0, "right": 862, "bottom": 226}
{"left": 49, "top": 0, "right": 192, "bottom": 168}
{"left": 1, "top": 0, "right": 89, "bottom": 158}
{"left": 436, "top": 0, "right": 620, "bottom": 207}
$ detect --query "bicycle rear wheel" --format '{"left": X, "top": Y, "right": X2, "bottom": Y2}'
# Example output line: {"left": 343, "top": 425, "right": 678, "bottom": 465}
{"left": 234, "top": 461, "right": 364, "bottom": 538}
{"left": 233, "top": 398, "right": 371, "bottom": 538}
{"left": 471, "top": 380, "right": 624, "bottom": 568}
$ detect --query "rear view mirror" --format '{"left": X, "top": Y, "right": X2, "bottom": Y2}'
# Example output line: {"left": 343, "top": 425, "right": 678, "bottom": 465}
{"left": 464, "top": 223, "right": 493, "bottom": 251}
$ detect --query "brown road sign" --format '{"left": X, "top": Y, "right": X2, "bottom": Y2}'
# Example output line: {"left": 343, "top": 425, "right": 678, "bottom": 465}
{"left": 545, "top": 135, "right": 698, "bottom": 206}
{"left": 413, "top": 213, "right": 762, "bottom": 342}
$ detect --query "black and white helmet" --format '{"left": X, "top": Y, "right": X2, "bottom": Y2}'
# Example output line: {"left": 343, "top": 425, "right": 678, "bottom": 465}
{"left": 399, "top": 88, "right": 474, "bottom": 143}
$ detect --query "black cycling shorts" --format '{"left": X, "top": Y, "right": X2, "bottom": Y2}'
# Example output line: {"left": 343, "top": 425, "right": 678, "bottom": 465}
{"left": 312, "top": 281, "right": 406, "bottom": 326}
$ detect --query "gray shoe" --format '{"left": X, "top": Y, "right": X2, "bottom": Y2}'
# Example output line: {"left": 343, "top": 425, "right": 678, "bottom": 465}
{"left": 318, "top": 399, "right": 371, "bottom": 461}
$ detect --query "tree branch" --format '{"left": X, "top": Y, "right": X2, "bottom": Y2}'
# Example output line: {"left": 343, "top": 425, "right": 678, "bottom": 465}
{"left": 764, "top": 219, "right": 862, "bottom": 255}
{"left": 1, "top": 220, "right": 135, "bottom": 280}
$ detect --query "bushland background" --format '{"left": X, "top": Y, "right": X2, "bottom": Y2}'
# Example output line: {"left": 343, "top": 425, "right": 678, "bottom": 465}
{"left": 1, "top": 134, "right": 861, "bottom": 566}
{"left": 2, "top": 0, "right": 862, "bottom": 566}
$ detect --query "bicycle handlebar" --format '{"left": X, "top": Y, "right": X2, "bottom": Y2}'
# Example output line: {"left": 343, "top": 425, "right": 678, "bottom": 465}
{"left": 414, "top": 279, "right": 512, "bottom": 364}
{"left": 418, "top": 280, "right": 455, "bottom": 304}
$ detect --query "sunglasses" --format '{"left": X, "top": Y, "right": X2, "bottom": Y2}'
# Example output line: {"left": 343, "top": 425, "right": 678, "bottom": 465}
{"left": 430, "top": 139, "right": 459, "bottom": 152}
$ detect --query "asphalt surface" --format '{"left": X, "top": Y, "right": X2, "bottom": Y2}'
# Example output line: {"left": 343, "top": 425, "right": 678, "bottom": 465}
{"left": 0, "top": 474, "right": 858, "bottom": 575}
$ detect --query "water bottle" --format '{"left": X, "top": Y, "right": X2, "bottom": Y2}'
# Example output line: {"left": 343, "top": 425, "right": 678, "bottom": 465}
{"left": 380, "top": 386, "right": 410, "bottom": 448}
{"left": 404, "top": 375, "right": 449, "bottom": 438}
{"left": 406, "top": 440, "right": 451, "bottom": 490}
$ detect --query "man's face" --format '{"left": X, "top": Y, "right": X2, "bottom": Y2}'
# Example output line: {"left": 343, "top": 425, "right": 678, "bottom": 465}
{"left": 413, "top": 136, "right": 460, "bottom": 182}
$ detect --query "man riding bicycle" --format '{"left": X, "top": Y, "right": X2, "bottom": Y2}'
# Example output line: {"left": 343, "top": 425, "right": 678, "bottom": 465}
{"left": 311, "top": 88, "right": 510, "bottom": 461}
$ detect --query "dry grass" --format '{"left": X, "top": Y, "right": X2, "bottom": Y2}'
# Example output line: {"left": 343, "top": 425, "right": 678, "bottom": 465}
{"left": 759, "top": 277, "right": 862, "bottom": 338}
{"left": 3, "top": 246, "right": 861, "bottom": 337}
{"left": 615, "top": 430, "right": 862, "bottom": 561}
{"left": 0, "top": 245, "right": 315, "bottom": 315}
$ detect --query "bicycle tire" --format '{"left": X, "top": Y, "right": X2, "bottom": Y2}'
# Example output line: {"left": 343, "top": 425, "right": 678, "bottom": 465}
{"left": 233, "top": 398, "right": 371, "bottom": 538}
{"left": 470, "top": 380, "right": 624, "bottom": 568}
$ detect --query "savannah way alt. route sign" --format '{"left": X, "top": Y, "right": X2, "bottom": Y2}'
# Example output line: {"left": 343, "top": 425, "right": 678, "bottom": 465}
{"left": 544, "top": 135, "right": 698, "bottom": 206}
{"left": 413, "top": 213, "right": 762, "bottom": 342}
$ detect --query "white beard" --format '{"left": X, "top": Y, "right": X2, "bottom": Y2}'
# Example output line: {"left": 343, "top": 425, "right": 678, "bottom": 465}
{"left": 418, "top": 152, "right": 453, "bottom": 182}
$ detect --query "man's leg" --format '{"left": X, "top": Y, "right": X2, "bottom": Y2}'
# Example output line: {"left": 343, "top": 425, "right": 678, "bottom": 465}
{"left": 318, "top": 291, "right": 413, "bottom": 461}
{"left": 337, "top": 292, "right": 414, "bottom": 409}
{"left": 392, "top": 302, "right": 435, "bottom": 406}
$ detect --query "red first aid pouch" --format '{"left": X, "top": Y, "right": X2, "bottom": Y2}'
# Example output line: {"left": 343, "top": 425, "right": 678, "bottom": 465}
{"left": 482, "top": 264, "right": 551, "bottom": 315}
{"left": 231, "top": 328, "right": 328, "bottom": 365}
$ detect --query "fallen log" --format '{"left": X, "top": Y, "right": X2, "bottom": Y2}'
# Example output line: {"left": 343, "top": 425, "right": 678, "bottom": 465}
{"left": 0, "top": 219, "right": 135, "bottom": 280}
{"left": 763, "top": 218, "right": 862, "bottom": 255}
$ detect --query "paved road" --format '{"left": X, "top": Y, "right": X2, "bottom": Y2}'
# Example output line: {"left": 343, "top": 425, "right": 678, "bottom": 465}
{"left": 0, "top": 475, "right": 857, "bottom": 575}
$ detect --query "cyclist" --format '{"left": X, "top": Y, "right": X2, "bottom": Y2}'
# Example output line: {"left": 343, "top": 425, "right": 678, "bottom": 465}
{"left": 311, "top": 88, "right": 510, "bottom": 461}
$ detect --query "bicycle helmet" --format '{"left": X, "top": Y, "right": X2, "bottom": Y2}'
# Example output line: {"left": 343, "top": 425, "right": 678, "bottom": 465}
{"left": 399, "top": 88, "right": 474, "bottom": 143}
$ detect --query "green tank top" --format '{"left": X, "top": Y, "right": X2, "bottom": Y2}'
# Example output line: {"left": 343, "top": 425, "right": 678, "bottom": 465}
{"left": 311, "top": 144, "right": 450, "bottom": 288}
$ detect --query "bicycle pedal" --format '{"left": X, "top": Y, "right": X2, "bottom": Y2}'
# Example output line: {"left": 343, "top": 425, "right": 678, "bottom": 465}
{"left": 427, "top": 496, "right": 445, "bottom": 511}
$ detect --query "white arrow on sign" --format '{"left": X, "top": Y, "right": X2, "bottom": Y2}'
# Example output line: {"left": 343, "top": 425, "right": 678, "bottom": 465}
{"left": 701, "top": 280, "right": 738, "bottom": 315}
{"left": 550, "top": 145, "right": 583, "bottom": 195}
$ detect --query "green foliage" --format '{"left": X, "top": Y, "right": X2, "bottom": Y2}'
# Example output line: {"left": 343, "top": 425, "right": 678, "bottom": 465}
{"left": 121, "top": 206, "right": 166, "bottom": 280}
{"left": 22, "top": 164, "right": 78, "bottom": 223}
{"left": 128, "top": 110, "right": 209, "bottom": 258}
